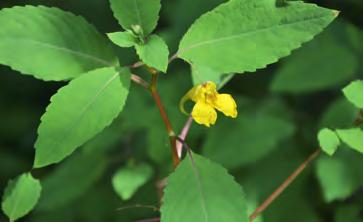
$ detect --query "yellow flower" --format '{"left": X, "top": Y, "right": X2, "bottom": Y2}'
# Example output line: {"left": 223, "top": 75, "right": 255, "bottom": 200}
{"left": 179, "top": 81, "right": 237, "bottom": 127}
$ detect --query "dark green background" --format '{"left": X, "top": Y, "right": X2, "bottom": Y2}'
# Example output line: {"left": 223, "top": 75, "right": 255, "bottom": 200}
{"left": 0, "top": 0, "right": 362, "bottom": 221}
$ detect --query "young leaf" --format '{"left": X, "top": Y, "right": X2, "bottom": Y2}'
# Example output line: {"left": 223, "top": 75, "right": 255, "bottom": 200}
{"left": 107, "top": 31, "right": 138, "bottom": 48}
{"left": 336, "top": 128, "right": 363, "bottom": 153}
{"left": 112, "top": 163, "right": 153, "bottom": 200}
{"left": 318, "top": 128, "right": 340, "bottom": 156}
{"left": 34, "top": 67, "right": 130, "bottom": 168}
{"left": 270, "top": 22, "right": 358, "bottom": 93}
{"left": 343, "top": 80, "right": 363, "bottom": 109}
{"left": 0, "top": 6, "right": 117, "bottom": 81}
{"left": 36, "top": 152, "right": 107, "bottom": 211}
{"left": 178, "top": 0, "right": 338, "bottom": 74}
{"left": 109, "top": 0, "right": 161, "bottom": 37}
{"left": 161, "top": 153, "right": 248, "bottom": 222}
{"left": 135, "top": 35, "right": 169, "bottom": 72}
{"left": 2, "top": 173, "right": 41, "bottom": 221}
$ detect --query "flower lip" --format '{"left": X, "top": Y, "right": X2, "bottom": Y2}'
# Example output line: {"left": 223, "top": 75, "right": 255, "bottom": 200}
{"left": 179, "top": 81, "right": 238, "bottom": 127}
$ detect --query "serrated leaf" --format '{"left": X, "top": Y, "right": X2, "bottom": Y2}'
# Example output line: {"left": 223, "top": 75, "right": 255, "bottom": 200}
{"left": 2, "top": 173, "right": 41, "bottom": 221}
{"left": 112, "top": 163, "right": 153, "bottom": 200}
{"left": 107, "top": 31, "right": 138, "bottom": 48}
{"left": 318, "top": 128, "right": 340, "bottom": 156}
{"left": 161, "top": 153, "right": 248, "bottom": 222}
{"left": 270, "top": 22, "right": 358, "bottom": 93}
{"left": 109, "top": 0, "right": 161, "bottom": 37}
{"left": 135, "top": 35, "right": 169, "bottom": 72}
{"left": 178, "top": 0, "right": 338, "bottom": 74}
{"left": 343, "top": 80, "right": 363, "bottom": 109}
{"left": 34, "top": 67, "right": 130, "bottom": 168}
{"left": 336, "top": 128, "right": 363, "bottom": 153}
{"left": 203, "top": 113, "right": 295, "bottom": 169}
{"left": 0, "top": 6, "right": 117, "bottom": 81}
{"left": 36, "top": 152, "right": 107, "bottom": 211}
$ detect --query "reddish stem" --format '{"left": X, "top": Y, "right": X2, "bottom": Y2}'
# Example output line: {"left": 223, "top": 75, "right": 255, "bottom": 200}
{"left": 149, "top": 73, "right": 180, "bottom": 168}
{"left": 249, "top": 149, "right": 321, "bottom": 221}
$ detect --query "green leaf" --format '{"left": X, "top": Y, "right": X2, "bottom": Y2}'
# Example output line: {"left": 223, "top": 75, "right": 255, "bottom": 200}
{"left": 336, "top": 128, "right": 363, "bottom": 153}
{"left": 315, "top": 148, "right": 363, "bottom": 203}
{"left": 109, "top": 0, "right": 161, "bottom": 37}
{"left": 346, "top": 22, "right": 363, "bottom": 55}
{"left": 2, "top": 173, "right": 41, "bottom": 221}
{"left": 191, "top": 64, "right": 234, "bottom": 87}
{"left": 343, "top": 80, "right": 363, "bottom": 109}
{"left": 34, "top": 67, "right": 130, "bottom": 168}
{"left": 0, "top": 6, "right": 117, "bottom": 81}
{"left": 241, "top": 142, "right": 321, "bottom": 222}
{"left": 203, "top": 113, "right": 295, "bottom": 169}
{"left": 161, "top": 153, "right": 248, "bottom": 222}
{"left": 135, "top": 35, "right": 169, "bottom": 72}
{"left": 270, "top": 22, "right": 358, "bottom": 93}
{"left": 107, "top": 31, "right": 138, "bottom": 48}
{"left": 319, "top": 98, "right": 358, "bottom": 129}
{"left": 178, "top": 0, "right": 338, "bottom": 74}
{"left": 318, "top": 128, "right": 340, "bottom": 156}
{"left": 36, "top": 152, "right": 107, "bottom": 211}
{"left": 112, "top": 163, "right": 153, "bottom": 200}
{"left": 315, "top": 156, "right": 356, "bottom": 202}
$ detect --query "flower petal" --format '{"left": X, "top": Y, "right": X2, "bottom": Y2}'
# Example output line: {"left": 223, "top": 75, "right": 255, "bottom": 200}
{"left": 213, "top": 94, "right": 238, "bottom": 118}
{"left": 191, "top": 102, "right": 217, "bottom": 127}
{"left": 191, "top": 81, "right": 218, "bottom": 103}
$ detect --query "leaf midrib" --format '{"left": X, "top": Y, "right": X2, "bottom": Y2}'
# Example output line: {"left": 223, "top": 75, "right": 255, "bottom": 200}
{"left": 9, "top": 179, "right": 26, "bottom": 221}
{"left": 133, "top": 0, "right": 143, "bottom": 31}
{"left": 0, "top": 37, "right": 114, "bottom": 66}
{"left": 188, "top": 156, "right": 209, "bottom": 222}
{"left": 178, "top": 13, "right": 334, "bottom": 55}
{"left": 37, "top": 72, "right": 120, "bottom": 164}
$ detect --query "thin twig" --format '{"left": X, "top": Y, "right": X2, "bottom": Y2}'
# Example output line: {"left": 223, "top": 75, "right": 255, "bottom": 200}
{"left": 129, "top": 52, "right": 178, "bottom": 70}
{"left": 249, "top": 149, "right": 321, "bottom": 222}
{"left": 130, "top": 61, "right": 144, "bottom": 69}
{"left": 176, "top": 116, "right": 193, "bottom": 157}
{"left": 131, "top": 74, "right": 149, "bottom": 89}
{"left": 249, "top": 110, "right": 363, "bottom": 221}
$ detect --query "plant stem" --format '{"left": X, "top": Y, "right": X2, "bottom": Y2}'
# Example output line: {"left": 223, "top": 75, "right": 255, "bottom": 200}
{"left": 249, "top": 109, "right": 363, "bottom": 221}
{"left": 131, "top": 74, "right": 149, "bottom": 89}
{"left": 149, "top": 71, "right": 180, "bottom": 168}
{"left": 249, "top": 149, "right": 321, "bottom": 222}
{"left": 176, "top": 116, "right": 193, "bottom": 157}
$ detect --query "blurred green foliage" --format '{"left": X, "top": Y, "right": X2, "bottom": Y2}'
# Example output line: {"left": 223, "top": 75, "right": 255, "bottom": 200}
{"left": 0, "top": 0, "right": 363, "bottom": 221}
